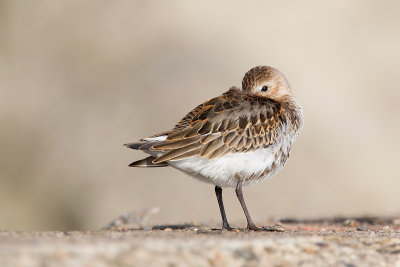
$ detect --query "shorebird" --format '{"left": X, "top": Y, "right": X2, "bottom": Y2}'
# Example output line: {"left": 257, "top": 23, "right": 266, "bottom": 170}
{"left": 125, "top": 66, "right": 304, "bottom": 231}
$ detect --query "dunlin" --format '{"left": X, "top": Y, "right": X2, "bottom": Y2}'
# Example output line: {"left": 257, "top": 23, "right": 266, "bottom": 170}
{"left": 125, "top": 66, "right": 304, "bottom": 231}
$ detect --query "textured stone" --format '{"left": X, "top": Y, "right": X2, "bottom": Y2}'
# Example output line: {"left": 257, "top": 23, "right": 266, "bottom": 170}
{"left": 1, "top": 219, "right": 400, "bottom": 267}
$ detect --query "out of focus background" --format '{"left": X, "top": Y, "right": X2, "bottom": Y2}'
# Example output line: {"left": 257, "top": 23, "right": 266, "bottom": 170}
{"left": 1, "top": 0, "right": 399, "bottom": 231}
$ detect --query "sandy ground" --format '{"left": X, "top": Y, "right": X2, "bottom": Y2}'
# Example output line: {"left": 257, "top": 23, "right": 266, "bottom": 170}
{"left": 1, "top": 217, "right": 400, "bottom": 267}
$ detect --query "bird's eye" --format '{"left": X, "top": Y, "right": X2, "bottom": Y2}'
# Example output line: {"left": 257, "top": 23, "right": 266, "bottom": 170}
{"left": 261, "top": 86, "right": 269, "bottom": 92}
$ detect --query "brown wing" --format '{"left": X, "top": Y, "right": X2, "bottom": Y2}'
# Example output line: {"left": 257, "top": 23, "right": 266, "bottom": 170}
{"left": 151, "top": 87, "right": 286, "bottom": 163}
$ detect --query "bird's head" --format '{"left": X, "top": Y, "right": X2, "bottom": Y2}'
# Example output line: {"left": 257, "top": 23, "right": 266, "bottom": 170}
{"left": 242, "top": 66, "right": 293, "bottom": 101}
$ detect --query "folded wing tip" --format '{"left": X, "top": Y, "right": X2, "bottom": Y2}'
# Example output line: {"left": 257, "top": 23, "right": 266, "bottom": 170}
{"left": 128, "top": 156, "right": 168, "bottom": 167}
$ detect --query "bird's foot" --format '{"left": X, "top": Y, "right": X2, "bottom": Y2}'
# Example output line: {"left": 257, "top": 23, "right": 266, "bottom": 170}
{"left": 247, "top": 224, "right": 286, "bottom": 232}
{"left": 221, "top": 224, "right": 236, "bottom": 231}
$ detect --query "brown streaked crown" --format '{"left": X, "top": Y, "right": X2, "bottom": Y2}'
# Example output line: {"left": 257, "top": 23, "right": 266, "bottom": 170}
{"left": 241, "top": 66, "right": 292, "bottom": 100}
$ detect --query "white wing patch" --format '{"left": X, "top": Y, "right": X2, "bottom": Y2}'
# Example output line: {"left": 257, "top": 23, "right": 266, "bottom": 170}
{"left": 143, "top": 135, "right": 168, "bottom": 142}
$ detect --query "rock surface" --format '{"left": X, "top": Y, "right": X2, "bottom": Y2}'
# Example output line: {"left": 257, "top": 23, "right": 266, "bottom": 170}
{"left": 1, "top": 217, "right": 400, "bottom": 267}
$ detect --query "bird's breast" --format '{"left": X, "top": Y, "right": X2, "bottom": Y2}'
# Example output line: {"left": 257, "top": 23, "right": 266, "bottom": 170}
{"left": 169, "top": 143, "right": 288, "bottom": 187}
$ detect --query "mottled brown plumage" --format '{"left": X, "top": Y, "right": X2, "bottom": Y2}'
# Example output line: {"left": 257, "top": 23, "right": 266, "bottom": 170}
{"left": 148, "top": 88, "right": 285, "bottom": 163}
{"left": 124, "top": 66, "right": 304, "bottom": 231}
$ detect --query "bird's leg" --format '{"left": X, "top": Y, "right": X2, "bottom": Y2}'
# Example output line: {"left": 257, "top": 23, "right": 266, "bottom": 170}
{"left": 235, "top": 181, "right": 285, "bottom": 232}
{"left": 235, "top": 181, "right": 264, "bottom": 231}
{"left": 215, "top": 186, "right": 234, "bottom": 231}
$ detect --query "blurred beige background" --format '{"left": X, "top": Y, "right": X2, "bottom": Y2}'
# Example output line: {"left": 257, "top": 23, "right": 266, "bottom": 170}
{"left": 1, "top": 0, "right": 399, "bottom": 230}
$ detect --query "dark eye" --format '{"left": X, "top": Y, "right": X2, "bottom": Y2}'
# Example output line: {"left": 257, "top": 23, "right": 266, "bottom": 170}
{"left": 261, "top": 86, "right": 269, "bottom": 92}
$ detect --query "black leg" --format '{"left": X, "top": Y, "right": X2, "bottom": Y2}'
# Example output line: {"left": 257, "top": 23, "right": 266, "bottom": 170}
{"left": 235, "top": 181, "right": 286, "bottom": 232}
{"left": 235, "top": 181, "right": 262, "bottom": 231}
{"left": 215, "top": 186, "right": 234, "bottom": 231}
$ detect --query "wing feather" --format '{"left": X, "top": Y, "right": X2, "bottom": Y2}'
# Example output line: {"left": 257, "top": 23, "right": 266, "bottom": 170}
{"left": 153, "top": 142, "right": 200, "bottom": 163}
{"left": 140, "top": 87, "right": 285, "bottom": 163}
{"left": 208, "top": 144, "right": 230, "bottom": 159}
{"left": 201, "top": 133, "right": 220, "bottom": 144}
{"left": 200, "top": 138, "right": 224, "bottom": 157}
{"left": 152, "top": 136, "right": 200, "bottom": 150}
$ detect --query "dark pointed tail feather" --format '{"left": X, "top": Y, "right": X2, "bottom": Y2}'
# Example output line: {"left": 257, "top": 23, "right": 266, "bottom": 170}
{"left": 124, "top": 142, "right": 143, "bottom": 150}
{"left": 124, "top": 142, "right": 155, "bottom": 150}
{"left": 129, "top": 156, "right": 168, "bottom": 167}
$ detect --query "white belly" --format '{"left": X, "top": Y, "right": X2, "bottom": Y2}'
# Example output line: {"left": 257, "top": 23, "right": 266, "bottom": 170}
{"left": 168, "top": 147, "right": 280, "bottom": 188}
